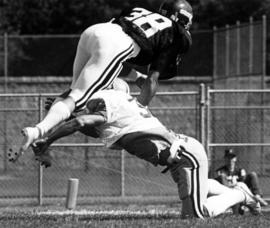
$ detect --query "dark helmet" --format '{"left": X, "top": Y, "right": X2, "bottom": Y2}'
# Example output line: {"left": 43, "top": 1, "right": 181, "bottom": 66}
{"left": 159, "top": 0, "right": 193, "bottom": 30}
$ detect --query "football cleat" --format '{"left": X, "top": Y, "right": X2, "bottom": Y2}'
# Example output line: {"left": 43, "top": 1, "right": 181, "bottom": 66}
{"left": 235, "top": 182, "right": 262, "bottom": 215}
{"left": 19, "top": 127, "right": 40, "bottom": 154}
{"left": 31, "top": 139, "right": 52, "bottom": 168}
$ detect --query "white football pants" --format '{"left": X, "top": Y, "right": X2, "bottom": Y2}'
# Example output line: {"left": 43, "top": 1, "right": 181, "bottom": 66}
{"left": 70, "top": 22, "right": 140, "bottom": 111}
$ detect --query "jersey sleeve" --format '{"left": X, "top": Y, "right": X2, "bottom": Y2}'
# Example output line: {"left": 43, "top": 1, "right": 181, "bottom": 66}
{"left": 149, "top": 26, "right": 192, "bottom": 80}
{"left": 149, "top": 46, "right": 179, "bottom": 80}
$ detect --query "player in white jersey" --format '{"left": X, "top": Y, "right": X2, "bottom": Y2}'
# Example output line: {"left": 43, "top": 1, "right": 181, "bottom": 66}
{"left": 17, "top": 0, "right": 193, "bottom": 160}
{"left": 25, "top": 79, "right": 262, "bottom": 219}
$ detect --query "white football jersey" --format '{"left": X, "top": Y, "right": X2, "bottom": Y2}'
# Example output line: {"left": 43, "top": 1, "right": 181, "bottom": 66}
{"left": 89, "top": 90, "right": 166, "bottom": 148}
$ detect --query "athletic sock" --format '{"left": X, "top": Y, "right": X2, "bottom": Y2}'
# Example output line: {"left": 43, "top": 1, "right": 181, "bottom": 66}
{"left": 36, "top": 100, "right": 72, "bottom": 137}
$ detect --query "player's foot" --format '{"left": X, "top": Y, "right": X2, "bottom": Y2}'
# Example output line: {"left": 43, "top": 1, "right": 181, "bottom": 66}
{"left": 20, "top": 127, "right": 40, "bottom": 152}
{"left": 254, "top": 194, "right": 268, "bottom": 207}
{"left": 235, "top": 182, "right": 262, "bottom": 215}
{"left": 35, "top": 152, "right": 52, "bottom": 168}
{"left": 31, "top": 139, "right": 52, "bottom": 168}
{"left": 9, "top": 127, "right": 40, "bottom": 162}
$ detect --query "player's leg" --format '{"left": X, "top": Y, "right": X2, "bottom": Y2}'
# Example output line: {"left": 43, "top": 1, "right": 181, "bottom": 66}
{"left": 244, "top": 172, "right": 268, "bottom": 206}
{"left": 205, "top": 179, "right": 244, "bottom": 216}
{"left": 69, "top": 23, "right": 139, "bottom": 111}
{"left": 204, "top": 179, "right": 261, "bottom": 217}
{"left": 71, "top": 31, "right": 93, "bottom": 88}
{"left": 17, "top": 22, "right": 140, "bottom": 159}
{"left": 110, "top": 132, "right": 209, "bottom": 219}
{"left": 170, "top": 135, "right": 208, "bottom": 219}
{"left": 207, "top": 178, "right": 243, "bottom": 215}
{"left": 244, "top": 172, "right": 261, "bottom": 195}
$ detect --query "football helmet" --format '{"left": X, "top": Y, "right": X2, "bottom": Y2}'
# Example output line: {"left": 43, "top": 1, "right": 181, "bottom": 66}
{"left": 159, "top": 0, "right": 193, "bottom": 30}
{"left": 111, "top": 78, "right": 130, "bottom": 94}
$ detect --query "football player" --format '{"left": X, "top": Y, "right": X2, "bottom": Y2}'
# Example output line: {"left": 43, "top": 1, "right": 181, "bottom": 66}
{"left": 17, "top": 0, "right": 193, "bottom": 161}
{"left": 26, "top": 79, "right": 262, "bottom": 219}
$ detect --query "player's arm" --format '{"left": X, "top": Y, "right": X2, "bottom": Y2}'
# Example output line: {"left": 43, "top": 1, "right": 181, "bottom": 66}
{"left": 136, "top": 45, "right": 181, "bottom": 106}
{"left": 31, "top": 114, "right": 105, "bottom": 166}
{"left": 137, "top": 70, "right": 159, "bottom": 106}
{"left": 44, "top": 114, "right": 105, "bottom": 146}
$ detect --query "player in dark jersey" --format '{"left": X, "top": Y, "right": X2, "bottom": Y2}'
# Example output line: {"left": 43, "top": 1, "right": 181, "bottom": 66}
{"left": 115, "top": 0, "right": 193, "bottom": 105}
{"left": 13, "top": 0, "right": 193, "bottom": 163}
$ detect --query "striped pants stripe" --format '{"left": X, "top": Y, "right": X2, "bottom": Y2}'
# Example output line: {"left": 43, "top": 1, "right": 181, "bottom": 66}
{"left": 170, "top": 135, "right": 208, "bottom": 219}
{"left": 69, "top": 22, "right": 140, "bottom": 111}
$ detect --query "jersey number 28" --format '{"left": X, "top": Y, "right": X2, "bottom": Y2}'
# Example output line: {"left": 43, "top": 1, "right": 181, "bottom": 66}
{"left": 125, "top": 8, "right": 172, "bottom": 38}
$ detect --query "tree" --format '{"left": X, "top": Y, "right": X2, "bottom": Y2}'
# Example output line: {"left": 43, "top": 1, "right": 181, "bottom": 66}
{"left": 197, "top": 0, "right": 270, "bottom": 29}
{"left": 0, "top": 0, "right": 164, "bottom": 34}
{"left": 1, "top": 0, "right": 269, "bottom": 34}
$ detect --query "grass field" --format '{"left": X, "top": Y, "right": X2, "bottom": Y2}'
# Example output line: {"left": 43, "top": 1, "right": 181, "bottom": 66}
{"left": 1, "top": 204, "right": 270, "bottom": 228}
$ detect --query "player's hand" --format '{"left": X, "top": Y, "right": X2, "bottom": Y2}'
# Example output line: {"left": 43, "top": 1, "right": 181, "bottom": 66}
{"left": 45, "top": 97, "right": 56, "bottom": 111}
{"left": 135, "top": 98, "right": 148, "bottom": 109}
{"left": 168, "top": 140, "right": 182, "bottom": 163}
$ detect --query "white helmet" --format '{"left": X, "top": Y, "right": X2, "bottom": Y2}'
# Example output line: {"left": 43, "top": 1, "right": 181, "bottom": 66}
{"left": 111, "top": 78, "right": 130, "bottom": 94}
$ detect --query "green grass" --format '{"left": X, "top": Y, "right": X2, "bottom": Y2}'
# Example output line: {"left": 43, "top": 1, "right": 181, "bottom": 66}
{"left": 0, "top": 204, "right": 270, "bottom": 228}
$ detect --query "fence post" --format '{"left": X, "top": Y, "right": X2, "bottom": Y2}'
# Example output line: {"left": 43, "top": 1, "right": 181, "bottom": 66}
{"left": 84, "top": 136, "right": 89, "bottom": 172}
{"left": 121, "top": 150, "right": 125, "bottom": 197}
{"left": 225, "top": 24, "right": 230, "bottom": 77}
{"left": 213, "top": 26, "right": 217, "bottom": 80}
{"left": 262, "top": 15, "right": 267, "bottom": 89}
{"left": 38, "top": 95, "right": 44, "bottom": 205}
{"left": 236, "top": 21, "right": 241, "bottom": 76}
{"left": 249, "top": 17, "right": 254, "bottom": 77}
{"left": 3, "top": 33, "right": 8, "bottom": 172}
{"left": 4, "top": 33, "right": 8, "bottom": 88}
{"left": 199, "top": 84, "right": 206, "bottom": 148}
{"left": 205, "top": 86, "right": 212, "bottom": 170}
{"left": 260, "top": 15, "right": 267, "bottom": 174}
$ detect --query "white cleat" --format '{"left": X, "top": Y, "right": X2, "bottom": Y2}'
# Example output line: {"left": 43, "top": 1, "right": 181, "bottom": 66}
{"left": 8, "top": 127, "right": 39, "bottom": 163}
{"left": 235, "top": 182, "right": 262, "bottom": 215}
{"left": 20, "top": 127, "right": 40, "bottom": 152}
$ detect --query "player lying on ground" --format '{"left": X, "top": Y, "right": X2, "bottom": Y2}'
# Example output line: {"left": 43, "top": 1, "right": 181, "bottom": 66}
{"left": 17, "top": 0, "right": 193, "bottom": 159}
{"left": 26, "top": 79, "right": 262, "bottom": 219}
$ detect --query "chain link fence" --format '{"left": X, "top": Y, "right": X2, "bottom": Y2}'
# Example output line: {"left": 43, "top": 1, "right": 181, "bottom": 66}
{"left": 0, "top": 87, "right": 270, "bottom": 205}
{"left": 0, "top": 90, "right": 201, "bottom": 205}
{"left": 0, "top": 30, "right": 213, "bottom": 79}
{"left": 1, "top": 87, "right": 270, "bottom": 204}
{"left": 207, "top": 88, "right": 270, "bottom": 197}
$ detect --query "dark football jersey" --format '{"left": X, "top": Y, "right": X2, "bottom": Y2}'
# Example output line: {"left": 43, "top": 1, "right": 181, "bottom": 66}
{"left": 114, "top": 7, "right": 192, "bottom": 80}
